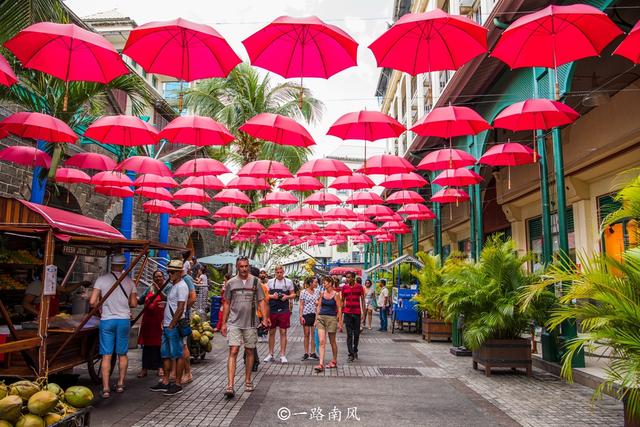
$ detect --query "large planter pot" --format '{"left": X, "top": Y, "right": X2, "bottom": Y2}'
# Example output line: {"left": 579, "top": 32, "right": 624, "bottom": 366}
{"left": 422, "top": 317, "right": 452, "bottom": 343}
{"left": 624, "top": 394, "right": 640, "bottom": 427}
{"left": 472, "top": 338, "right": 532, "bottom": 377}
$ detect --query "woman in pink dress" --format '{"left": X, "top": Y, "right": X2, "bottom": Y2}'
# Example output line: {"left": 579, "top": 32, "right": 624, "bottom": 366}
{"left": 137, "top": 270, "right": 166, "bottom": 378}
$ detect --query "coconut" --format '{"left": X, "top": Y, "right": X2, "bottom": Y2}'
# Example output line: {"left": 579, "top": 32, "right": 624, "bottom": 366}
{"left": 191, "top": 314, "right": 201, "bottom": 324}
{"left": 205, "top": 341, "right": 212, "bottom": 352}
{"left": 0, "top": 395, "right": 24, "bottom": 422}
{"left": 0, "top": 383, "right": 7, "bottom": 400}
{"left": 43, "top": 413, "right": 62, "bottom": 426}
{"left": 63, "top": 386, "right": 93, "bottom": 409}
{"left": 27, "top": 391, "right": 58, "bottom": 416}
{"left": 16, "top": 414, "right": 45, "bottom": 427}
{"left": 9, "top": 381, "right": 40, "bottom": 402}
{"left": 204, "top": 331, "right": 214, "bottom": 339}
{"left": 44, "top": 384, "right": 63, "bottom": 401}
{"left": 191, "top": 330, "right": 201, "bottom": 341}
{"left": 199, "top": 335, "right": 209, "bottom": 346}
{"left": 0, "top": 419, "right": 13, "bottom": 427}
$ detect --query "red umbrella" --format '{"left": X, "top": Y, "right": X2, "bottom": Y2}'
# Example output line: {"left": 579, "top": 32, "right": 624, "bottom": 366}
{"left": 85, "top": 115, "right": 158, "bottom": 147}
{"left": 356, "top": 154, "right": 415, "bottom": 175}
{"left": 381, "top": 220, "right": 409, "bottom": 230}
{"left": 297, "top": 159, "right": 352, "bottom": 177}
{"left": 351, "top": 234, "right": 372, "bottom": 244}
{"left": 181, "top": 175, "right": 224, "bottom": 190}
{"left": 117, "top": 156, "right": 172, "bottom": 177}
{"left": 169, "top": 217, "right": 186, "bottom": 227}
{"left": 134, "top": 174, "right": 178, "bottom": 188}
{"left": 214, "top": 206, "right": 248, "bottom": 219}
{"left": 374, "top": 213, "right": 403, "bottom": 222}
{"left": 239, "top": 113, "right": 315, "bottom": 147}
{"left": 249, "top": 207, "right": 284, "bottom": 220}
{"left": 158, "top": 115, "right": 234, "bottom": 146}
{"left": 174, "top": 187, "right": 211, "bottom": 203}
{"left": 231, "top": 233, "right": 252, "bottom": 242}
{"left": 323, "top": 207, "right": 357, "bottom": 221}
{"left": 124, "top": 18, "right": 240, "bottom": 81}
{"left": 92, "top": 171, "right": 133, "bottom": 187}
{"left": 431, "top": 188, "right": 470, "bottom": 204}
{"left": 0, "top": 53, "right": 17, "bottom": 87}
{"left": 327, "top": 111, "right": 405, "bottom": 141}
{"left": 238, "top": 160, "right": 292, "bottom": 179}
{"left": 354, "top": 221, "right": 377, "bottom": 231}
{"left": 432, "top": 168, "right": 483, "bottom": 187}
{"left": 377, "top": 234, "right": 396, "bottom": 243}
{"left": 64, "top": 152, "right": 116, "bottom": 171}
{"left": 614, "top": 21, "right": 640, "bottom": 63}
{"left": 368, "top": 9, "right": 488, "bottom": 75}
{"left": 94, "top": 186, "right": 134, "bottom": 198}
{"left": 54, "top": 167, "right": 90, "bottom": 184}
{"left": 136, "top": 186, "right": 173, "bottom": 201}
{"left": 411, "top": 106, "right": 490, "bottom": 138}
{"left": 346, "top": 192, "right": 384, "bottom": 206}
{"left": 213, "top": 220, "right": 237, "bottom": 231}
{"left": 286, "top": 207, "right": 322, "bottom": 221}
{"left": 386, "top": 190, "right": 425, "bottom": 204}
{"left": 366, "top": 228, "right": 388, "bottom": 236}
{"left": 268, "top": 223, "right": 292, "bottom": 233}
{"left": 0, "top": 112, "right": 77, "bottom": 143}
{"left": 398, "top": 204, "right": 436, "bottom": 219}
{"left": 227, "top": 176, "right": 270, "bottom": 191}
{"left": 303, "top": 192, "right": 342, "bottom": 206}
{"left": 364, "top": 205, "right": 394, "bottom": 217}
{"left": 305, "top": 235, "right": 326, "bottom": 246}
{"left": 261, "top": 191, "right": 298, "bottom": 205}
{"left": 279, "top": 176, "right": 323, "bottom": 191}
{"left": 213, "top": 189, "right": 251, "bottom": 205}
{"left": 407, "top": 212, "right": 437, "bottom": 221}
{"left": 143, "top": 199, "right": 176, "bottom": 214}
{"left": 493, "top": 99, "right": 579, "bottom": 131}
{"left": 242, "top": 16, "right": 358, "bottom": 79}
{"left": 239, "top": 222, "right": 265, "bottom": 234}
{"left": 380, "top": 172, "right": 427, "bottom": 189}
{"left": 329, "top": 174, "right": 374, "bottom": 191}
{"left": 174, "top": 158, "right": 230, "bottom": 177}
{"left": 479, "top": 143, "right": 538, "bottom": 189}
{"left": 418, "top": 149, "right": 477, "bottom": 171}
{"left": 187, "top": 219, "right": 213, "bottom": 229}
{"left": 5, "top": 22, "right": 128, "bottom": 84}
{"left": 325, "top": 223, "right": 349, "bottom": 233}
{"left": 296, "top": 222, "right": 322, "bottom": 234}
{"left": 175, "top": 202, "right": 210, "bottom": 218}
{"left": 0, "top": 146, "right": 51, "bottom": 168}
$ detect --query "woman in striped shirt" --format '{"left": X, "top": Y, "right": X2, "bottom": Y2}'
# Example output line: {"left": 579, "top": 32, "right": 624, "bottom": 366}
{"left": 299, "top": 276, "right": 320, "bottom": 361}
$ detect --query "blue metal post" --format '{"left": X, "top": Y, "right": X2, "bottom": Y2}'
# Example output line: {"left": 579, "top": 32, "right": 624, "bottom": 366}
{"left": 29, "top": 141, "right": 47, "bottom": 204}
{"left": 158, "top": 213, "right": 169, "bottom": 264}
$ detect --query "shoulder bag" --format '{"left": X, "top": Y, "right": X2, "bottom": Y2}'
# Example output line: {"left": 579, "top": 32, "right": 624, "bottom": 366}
{"left": 168, "top": 284, "right": 192, "bottom": 338}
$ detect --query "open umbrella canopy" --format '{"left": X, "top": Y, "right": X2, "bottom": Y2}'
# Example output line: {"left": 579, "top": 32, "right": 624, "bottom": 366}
{"left": 614, "top": 21, "right": 640, "bottom": 64}
{"left": 0, "top": 53, "right": 17, "bottom": 87}
{"left": 94, "top": 185, "right": 134, "bottom": 198}
{"left": 0, "top": 112, "right": 77, "bottom": 143}
{"left": 398, "top": 203, "right": 436, "bottom": 219}
{"left": 92, "top": 171, "right": 133, "bottom": 187}
{"left": 186, "top": 218, "right": 213, "bottom": 229}
{"left": 249, "top": 207, "right": 284, "bottom": 220}
{"left": 492, "top": 99, "right": 579, "bottom": 131}
{"left": 213, "top": 189, "right": 251, "bottom": 204}
{"left": 143, "top": 199, "right": 176, "bottom": 214}
{"left": 351, "top": 234, "right": 372, "bottom": 244}
{"left": 158, "top": 115, "right": 234, "bottom": 146}
{"left": 213, "top": 220, "right": 237, "bottom": 231}
{"left": 357, "top": 154, "right": 415, "bottom": 175}
{"left": 381, "top": 220, "right": 409, "bottom": 230}
{"left": 175, "top": 202, "right": 210, "bottom": 217}
{"left": 238, "top": 160, "right": 292, "bottom": 178}
{"left": 363, "top": 205, "right": 394, "bottom": 217}
{"left": 267, "top": 223, "right": 292, "bottom": 233}
{"left": 279, "top": 175, "right": 323, "bottom": 191}
{"left": 303, "top": 191, "right": 342, "bottom": 206}
{"left": 296, "top": 222, "right": 322, "bottom": 234}
{"left": 407, "top": 212, "right": 437, "bottom": 221}
{"left": 479, "top": 143, "right": 538, "bottom": 166}
{"left": 346, "top": 192, "right": 384, "bottom": 206}
{"left": 242, "top": 15, "right": 358, "bottom": 79}
{"left": 123, "top": 18, "right": 240, "bottom": 80}
{"left": 239, "top": 113, "right": 315, "bottom": 147}
{"left": 0, "top": 146, "right": 51, "bottom": 168}
{"left": 327, "top": 110, "right": 405, "bottom": 141}
{"left": 169, "top": 216, "right": 186, "bottom": 226}
{"left": 64, "top": 152, "right": 116, "bottom": 171}
{"left": 373, "top": 213, "right": 403, "bottom": 222}
{"left": 386, "top": 190, "right": 425, "bottom": 204}
{"left": 85, "top": 115, "right": 158, "bottom": 147}
{"left": 54, "top": 167, "right": 90, "bottom": 184}
{"left": 226, "top": 176, "right": 270, "bottom": 191}
{"left": 174, "top": 158, "right": 230, "bottom": 177}
{"left": 376, "top": 234, "right": 396, "bottom": 242}
{"left": 134, "top": 173, "right": 179, "bottom": 188}
{"left": 214, "top": 205, "right": 248, "bottom": 219}
{"left": 239, "top": 222, "right": 265, "bottom": 233}
{"left": 136, "top": 186, "right": 173, "bottom": 201}
{"left": 261, "top": 191, "right": 298, "bottom": 205}
{"left": 368, "top": 9, "right": 488, "bottom": 75}
{"left": 431, "top": 188, "right": 470, "bottom": 204}
{"left": 432, "top": 168, "right": 483, "bottom": 186}
{"left": 380, "top": 172, "right": 428, "bottom": 189}
{"left": 297, "top": 158, "right": 352, "bottom": 177}
{"left": 286, "top": 207, "right": 322, "bottom": 221}
{"left": 329, "top": 174, "right": 374, "bottom": 190}
{"left": 5, "top": 22, "right": 128, "bottom": 83}
{"left": 117, "top": 156, "right": 172, "bottom": 176}
{"left": 325, "top": 223, "right": 349, "bottom": 233}
{"left": 410, "top": 105, "right": 490, "bottom": 138}
{"left": 174, "top": 187, "right": 211, "bottom": 203}
{"left": 181, "top": 175, "right": 224, "bottom": 190}
{"left": 353, "top": 221, "right": 377, "bottom": 231}
{"left": 323, "top": 207, "right": 357, "bottom": 221}
{"left": 418, "top": 148, "right": 477, "bottom": 171}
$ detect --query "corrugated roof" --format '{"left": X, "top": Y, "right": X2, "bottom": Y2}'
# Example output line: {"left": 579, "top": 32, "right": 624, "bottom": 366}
{"left": 83, "top": 9, "right": 129, "bottom": 22}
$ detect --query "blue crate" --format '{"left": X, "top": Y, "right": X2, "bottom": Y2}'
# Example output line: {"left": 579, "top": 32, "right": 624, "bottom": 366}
{"left": 210, "top": 296, "right": 222, "bottom": 326}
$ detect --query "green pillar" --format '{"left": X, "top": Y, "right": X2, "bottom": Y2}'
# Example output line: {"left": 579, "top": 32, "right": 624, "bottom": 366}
{"left": 387, "top": 242, "right": 392, "bottom": 262}
{"left": 412, "top": 220, "right": 419, "bottom": 255}
{"left": 434, "top": 203, "right": 442, "bottom": 256}
{"left": 364, "top": 243, "right": 369, "bottom": 270}
{"left": 379, "top": 240, "right": 384, "bottom": 266}
{"left": 537, "top": 130, "right": 553, "bottom": 265}
{"left": 469, "top": 185, "right": 476, "bottom": 261}
{"left": 398, "top": 234, "right": 404, "bottom": 257}
{"left": 474, "top": 185, "right": 483, "bottom": 257}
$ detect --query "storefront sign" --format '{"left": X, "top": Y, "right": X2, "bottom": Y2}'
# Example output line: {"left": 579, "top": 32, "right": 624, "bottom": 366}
{"left": 44, "top": 265, "right": 57, "bottom": 296}
{"left": 62, "top": 246, "right": 107, "bottom": 258}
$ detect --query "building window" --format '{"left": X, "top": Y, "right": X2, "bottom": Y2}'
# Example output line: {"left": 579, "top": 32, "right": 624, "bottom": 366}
{"left": 598, "top": 194, "right": 637, "bottom": 261}
{"left": 457, "top": 239, "right": 471, "bottom": 258}
{"left": 337, "top": 242, "right": 348, "bottom": 253}
{"left": 527, "top": 206, "right": 575, "bottom": 271}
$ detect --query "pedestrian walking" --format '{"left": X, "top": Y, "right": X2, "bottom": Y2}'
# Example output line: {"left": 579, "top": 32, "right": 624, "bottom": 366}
{"left": 362, "top": 279, "right": 375, "bottom": 331}
{"left": 342, "top": 272, "right": 365, "bottom": 362}
{"left": 314, "top": 277, "right": 343, "bottom": 373}
{"left": 215, "top": 273, "right": 231, "bottom": 332}
{"left": 181, "top": 251, "right": 192, "bottom": 277}
{"left": 377, "top": 279, "right": 390, "bottom": 332}
{"left": 194, "top": 264, "right": 208, "bottom": 315}
{"left": 220, "top": 257, "right": 269, "bottom": 399}
{"left": 264, "top": 265, "right": 295, "bottom": 364}
{"left": 137, "top": 270, "right": 167, "bottom": 378}
{"left": 150, "top": 259, "right": 189, "bottom": 396}
{"left": 299, "top": 276, "right": 320, "bottom": 361}
{"left": 89, "top": 254, "right": 137, "bottom": 399}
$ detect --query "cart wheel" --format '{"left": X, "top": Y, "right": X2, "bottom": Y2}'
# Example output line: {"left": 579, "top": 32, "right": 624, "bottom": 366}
{"left": 200, "top": 351, "right": 206, "bottom": 360}
{"left": 87, "top": 340, "right": 116, "bottom": 385}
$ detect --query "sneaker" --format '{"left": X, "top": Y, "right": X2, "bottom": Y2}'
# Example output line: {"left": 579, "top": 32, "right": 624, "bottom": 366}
{"left": 263, "top": 354, "right": 274, "bottom": 363}
{"left": 163, "top": 383, "right": 183, "bottom": 396}
{"left": 301, "top": 353, "right": 309, "bottom": 361}
{"left": 354, "top": 352, "right": 358, "bottom": 360}
{"left": 347, "top": 354, "right": 354, "bottom": 363}
{"left": 150, "top": 382, "right": 169, "bottom": 392}
{"left": 280, "top": 355, "right": 288, "bottom": 364}
{"left": 309, "top": 353, "right": 319, "bottom": 360}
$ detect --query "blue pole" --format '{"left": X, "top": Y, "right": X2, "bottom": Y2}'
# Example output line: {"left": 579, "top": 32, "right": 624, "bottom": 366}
{"left": 29, "top": 141, "right": 47, "bottom": 204}
{"left": 158, "top": 213, "right": 169, "bottom": 265}
{"left": 120, "top": 171, "right": 135, "bottom": 264}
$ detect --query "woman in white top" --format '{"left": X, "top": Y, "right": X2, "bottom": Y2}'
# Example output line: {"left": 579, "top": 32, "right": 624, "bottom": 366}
{"left": 361, "top": 279, "right": 375, "bottom": 330}
{"left": 299, "top": 277, "right": 320, "bottom": 361}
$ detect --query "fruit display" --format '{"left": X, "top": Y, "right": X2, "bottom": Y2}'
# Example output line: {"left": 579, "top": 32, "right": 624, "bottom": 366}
{"left": 190, "top": 313, "right": 214, "bottom": 356}
{"left": 0, "top": 250, "right": 42, "bottom": 265}
{"left": 0, "top": 380, "right": 93, "bottom": 426}
{"left": 0, "top": 274, "right": 26, "bottom": 291}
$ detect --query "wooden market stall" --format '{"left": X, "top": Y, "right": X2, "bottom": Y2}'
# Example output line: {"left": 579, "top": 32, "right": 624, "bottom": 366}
{"left": 0, "top": 197, "right": 182, "bottom": 382}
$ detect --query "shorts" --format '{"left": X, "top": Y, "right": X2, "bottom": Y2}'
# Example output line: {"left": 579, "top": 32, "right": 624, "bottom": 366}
{"left": 99, "top": 319, "right": 131, "bottom": 356}
{"left": 227, "top": 326, "right": 258, "bottom": 349}
{"left": 302, "top": 313, "right": 316, "bottom": 327}
{"left": 269, "top": 312, "right": 291, "bottom": 329}
{"left": 161, "top": 327, "right": 184, "bottom": 359}
{"left": 316, "top": 315, "right": 338, "bottom": 333}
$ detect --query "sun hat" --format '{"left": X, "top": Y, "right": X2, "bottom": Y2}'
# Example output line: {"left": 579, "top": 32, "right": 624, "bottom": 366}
{"left": 167, "top": 259, "right": 184, "bottom": 272}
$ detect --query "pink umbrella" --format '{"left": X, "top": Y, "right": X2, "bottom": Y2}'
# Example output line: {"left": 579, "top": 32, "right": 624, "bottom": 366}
{"left": 213, "top": 189, "right": 251, "bottom": 205}
{"left": 0, "top": 146, "right": 51, "bottom": 168}
{"left": 351, "top": 234, "right": 372, "bottom": 244}
{"left": 186, "top": 219, "right": 213, "bottom": 229}
{"left": 411, "top": 106, "right": 490, "bottom": 138}
{"left": 432, "top": 168, "right": 483, "bottom": 187}
{"left": 143, "top": 199, "right": 176, "bottom": 214}
{"left": 0, "top": 53, "right": 17, "bottom": 87}
{"left": 136, "top": 186, "right": 173, "bottom": 201}
{"left": 356, "top": 154, "right": 415, "bottom": 175}
{"left": 268, "top": 223, "right": 292, "bottom": 233}
{"left": 303, "top": 192, "right": 342, "bottom": 206}
{"left": 92, "top": 171, "right": 133, "bottom": 187}
{"left": 239, "top": 113, "right": 315, "bottom": 147}
{"left": 327, "top": 111, "right": 405, "bottom": 141}
{"left": 493, "top": 99, "right": 579, "bottom": 131}
{"left": 374, "top": 213, "right": 403, "bottom": 222}
{"left": 381, "top": 220, "right": 409, "bottom": 230}
{"left": 479, "top": 142, "right": 538, "bottom": 189}
{"left": 346, "top": 192, "right": 384, "bottom": 206}
{"left": 297, "top": 158, "right": 352, "bottom": 177}
{"left": 239, "top": 222, "right": 265, "bottom": 234}
{"left": 214, "top": 206, "right": 248, "bottom": 219}
{"left": 54, "top": 167, "right": 90, "bottom": 184}
{"left": 325, "top": 223, "right": 349, "bottom": 233}
{"left": 175, "top": 202, "right": 210, "bottom": 218}
{"left": 0, "top": 112, "right": 77, "bottom": 143}
{"left": 398, "top": 204, "right": 436, "bottom": 219}
{"left": 366, "top": 228, "right": 388, "bottom": 236}
{"left": 377, "top": 234, "right": 396, "bottom": 243}
{"left": 181, "top": 175, "right": 224, "bottom": 190}
{"left": 386, "top": 190, "right": 425, "bottom": 204}
{"left": 242, "top": 16, "right": 358, "bottom": 79}
{"left": 329, "top": 174, "right": 374, "bottom": 191}
{"left": 94, "top": 186, "right": 134, "bottom": 198}
{"left": 323, "top": 207, "right": 357, "bottom": 221}
{"left": 124, "top": 18, "right": 240, "bottom": 81}
{"left": 418, "top": 149, "right": 477, "bottom": 171}
{"left": 249, "top": 207, "right": 284, "bottom": 220}
{"left": 133, "top": 174, "right": 179, "bottom": 188}
{"left": 174, "top": 158, "right": 230, "bottom": 177}
{"left": 174, "top": 187, "right": 211, "bottom": 203}
{"left": 261, "top": 191, "right": 298, "bottom": 205}
{"left": 286, "top": 207, "right": 322, "bottom": 221}
{"left": 238, "top": 160, "right": 292, "bottom": 179}
{"left": 117, "top": 156, "right": 172, "bottom": 177}
{"left": 297, "top": 222, "right": 322, "bottom": 234}
{"left": 227, "top": 176, "right": 270, "bottom": 191}
{"left": 354, "top": 221, "right": 377, "bottom": 231}
{"left": 231, "top": 233, "right": 252, "bottom": 242}
{"left": 64, "top": 152, "right": 116, "bottom": 171}
{"left": 364, "top": 205, "right": 394, "bottom": 217}
{"left": 380, "top": 172, "right": 428, "bottom": 189}
{"left": 158, "top": 115, "right": 234, "bottom": 146}
{"left": 85, "top": 115, "right": 158, "bottom": 147}
{"left": 169, "top": 217, "right": 186, "bottom": 227}
{"left": 279, "top": 176, "right": 324, "bottom": 191}
{"left": 368, "top": 9, "right": 488, "bottom": 75}
{"left": 431, "top": 188, "right": 470, "bottom": 204}
{"left": 614, "top": 21, "right": 640, "bottom": 63}
{"left": 213, "top": 220, "right": 237, "bottom": 231}
{"left": 408, "top": 212, "right": 437, "bottom": 221}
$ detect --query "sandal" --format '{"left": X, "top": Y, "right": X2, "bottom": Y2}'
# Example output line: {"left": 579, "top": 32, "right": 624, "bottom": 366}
{"left": 182, "top": 374, "right": 193, "bottom": 384}
{"left": 115, "top": 384, "right": 125, "bottom": 393}
{"left": 137, "top": 370, "right": 147, "bottom": 378}
{"left": 314, "top": 364, "right": 324, "bottom": 373}
{"left": 224, "top": 386, "right": 235, "bottom": 399}
{"left": 244, "top": 382, "right": 255, "bottom": 392}
{"left": 325, "top": 360, "right": 337, "bottom": 369}
{"left": 101, "top": 389, "right": 111, "bottom": 399}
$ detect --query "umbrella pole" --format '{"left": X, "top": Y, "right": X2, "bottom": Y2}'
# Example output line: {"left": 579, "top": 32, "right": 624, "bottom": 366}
{"left": 508, "top": 166, "right": 511, "bottom": 190}
{"left": 532, "top": 131, "right": 537, "bottom": 162}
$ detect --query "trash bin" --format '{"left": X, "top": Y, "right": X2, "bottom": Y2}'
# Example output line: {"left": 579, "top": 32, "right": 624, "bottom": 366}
{"left": 210, "top": 296, "right": 222, "bottom": 327}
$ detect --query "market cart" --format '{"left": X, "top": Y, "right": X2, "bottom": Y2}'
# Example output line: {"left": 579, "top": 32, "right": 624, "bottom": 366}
{"left": 0, "top": 197, "right": 182, "bottom": 383}
{"left": 382, "top": 255, "right": 424, "bottom": 334}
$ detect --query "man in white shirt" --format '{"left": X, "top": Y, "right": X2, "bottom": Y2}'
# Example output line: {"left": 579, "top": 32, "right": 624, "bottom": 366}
{"left": 377, "top": 279, "right": 390, "bottom": 332}
{"left": 89, "top": 254, "right": 137, "bottom": 399}
{"left": 263, "top": 265, "right": 295, "bottom": 364}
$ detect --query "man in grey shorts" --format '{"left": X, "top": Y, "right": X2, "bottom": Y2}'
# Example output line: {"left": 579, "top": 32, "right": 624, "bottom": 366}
{"left": 220, "top": 257, "right": 270, "bottom": 399}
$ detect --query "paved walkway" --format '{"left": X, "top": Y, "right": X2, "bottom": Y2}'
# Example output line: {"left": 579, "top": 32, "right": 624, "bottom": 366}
{"left": 79, "top": 307, "right": 624, "bottom": 427}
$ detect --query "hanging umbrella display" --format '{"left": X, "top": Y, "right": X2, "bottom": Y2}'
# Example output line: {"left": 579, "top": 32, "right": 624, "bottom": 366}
{"left": 169, "top": 217, "right": 186, "bottom": 227}
{"left": 226, "top": 176, "right": 270, "bottom": 191}
{"left": 64, "top": 152, "right": 116, "bottom": 171}
{"left": 398, "top": 203, "right": 436, "bottom": 219}
{"left": 54, "top": 167, "right": 90, "bottom": 184}
{"left": 261, "top": 191, "right": 298, "bottom": 205}
{"left": 133, "top": 173, "right": 178, "bottom": 188}
{"left": 479, "top": 142, "right": 538, "bottom": 189}
{"left": 0, "top": 53, "right": 17, "bottom": 87}
{"left": 214, "top": 206, "right": 248, "bottom": 219}
{"left": 92, "top": 171, "right": 133, "bottom": 187}
{"left": 380, "top": 172, "right": 428, "bottom": 189}
{"left": 238, "top": 160, "right": 292, "bottom": 179}
{"left": 353, "top": 221, "right": 377, "bottom": 231}
{"left": 267, "top": 223, "right": 292, "bottom": 233}
{"left": 377, "top": 234, "right": 396, "bottom": 242}
{"left": 327, "top": 110, "right": 405, "bottom": 141}
{"left": 325, "top": 223, "right": 349, "bottom": 233}
{"left": 213, "top": 220, "right": 237, "bottom": 231}
{"left": 329, "top": 174, "right": 374, "bottom": 191}
{"left": 213, "top": 189, "right": 251, "bottom": 205}
{"left": 493, "top": 99, "right": 579, "bottom": 131}
{"left": 410, "top": 105, "right": 490, "bottom": 138}
{"left": 186, "top": 218, "right": 213, "bottom": 229}
{"left": 175, "top": 202, "right": 210, "bottom": 218}
{"left": 297, "top": 158, "right": 352, "bottom": 177}
{"left": 286, "top": 207, "right": 322, "bottom": 221}
{"left": 363, "top": 205, "right": 394, "bottom": 217}
{"left": 181, "top": 175, "right": 224, "bottom": 190}
{"left": 94, "top": 186, "right": 134, "bottom": 198}
{"left": 356, "top": 154, "right": 414, "bottom": 175}
{"left": 302, "top": 192, "right": 342, "bottom": 206}
{"left": 296, "top": 222, "right": 322, "bottom": 234}
{"left": 158, "top": 115, "right": 234, "bottom": 146}
{"left": 323, "top": 207, "right": 357, "bottom": 221}
{"left": 85, "top": 115, "right": 158, "bottom": 147}
{"left": 231, "top": 233, "right": 252, "bottom": 242}
{"left": 614, "top": 21, "right": 640, "bottom": 63}
{"left": 346, "top": 192, "right": 384, "bottom": 206}
{"left": 351, "top": 234, "right": 372, "bottom": 244}
{"left": 407, "top": 212, "right": 437, "bottom": 221}
{"left": 174, "top": 158, "right": 230, "bottom": 177}
{"left": 239, "top": 113, "right": 315, "bottom": 147}
{"left": 386, "top": 190, "right": 425, "bottom": 204}
{"left": 174, "top": 187, "right": 211, "bottom": 203}
{"left": 431, "top": 188, "right": 470, "bottom": 205}
{"left": 239, "top": 222, "right": 265, "bottom": 234}
{"left": 135, "top": 186, "right": 173, "bottom": 201}
{"left": 249, "top": 207, "right": 284, "bottom": 220}
{"left": 368, "top": 9, "right": 487, "bottom": 75}
{"left": 0, "top": 112, "right": 77, "bottom": 143}
{"left": 418, "top": 148, "right": 477, "bottom": 171}
{"left": 432, "top": 168, "right": 483, "bottom": 187}
{"left": 0, "top": 146, "right": 51, "bottom": 168}
{"left": 279, "top": 175, "right": 324, "bottom": 191}
{"left": 373, "top": 213, "right": 403, "bottom": 222}
{"left": 143, "top": 199, "right": 176, "bottom": 214}
{"left": 117, "top": 155, "right": 172, "bottom": 177}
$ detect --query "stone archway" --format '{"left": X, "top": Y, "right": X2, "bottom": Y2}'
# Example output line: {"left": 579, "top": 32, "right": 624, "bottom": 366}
{"left": 45, "top": 186, "right": 82, "bottom": 214}
{"left": 187, "top": 231, "right": 205, "bottom": 257}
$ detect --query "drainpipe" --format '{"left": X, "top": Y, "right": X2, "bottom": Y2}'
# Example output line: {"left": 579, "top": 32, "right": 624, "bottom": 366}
{"left": 412, "top": 219, "right": 419, "bottom": 255}
{"left": 29, "top": 141, "right": 47, "bottom": 204}
{"left": 434, "top": 203, "right": 442, "bottom": 257}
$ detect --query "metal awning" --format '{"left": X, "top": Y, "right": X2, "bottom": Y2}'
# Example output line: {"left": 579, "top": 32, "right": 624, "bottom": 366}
{"left": 199, "top": 252, "right": 261, "bottom": 268}
{"left": 364, "top": 263, "right": 385, "bottom": 274}
{"left": 381, "top": 254, "right": 424, "bottom": 270}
